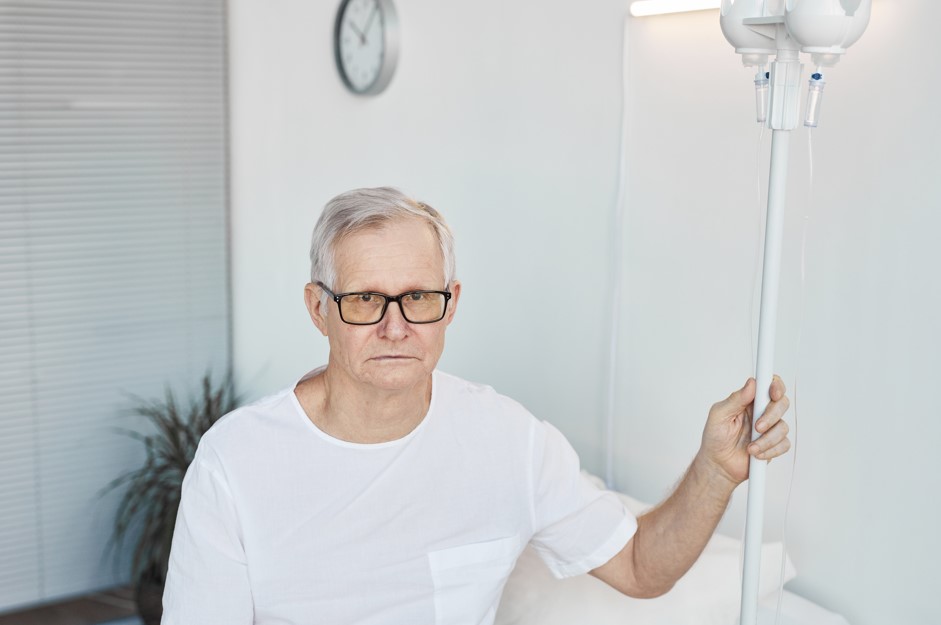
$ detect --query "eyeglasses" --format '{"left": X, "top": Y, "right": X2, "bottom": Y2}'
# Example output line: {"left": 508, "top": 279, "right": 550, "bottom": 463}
{"left": 316, "top": 282, "right": 452, "bottom": 325}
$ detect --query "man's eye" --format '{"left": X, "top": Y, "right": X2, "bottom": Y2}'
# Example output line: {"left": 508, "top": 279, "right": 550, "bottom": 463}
{"left": 407, "top": 293, "right": 424, "bottom": 301}
{"left": 358, "top": 294, "right": 374, "bottom": 302}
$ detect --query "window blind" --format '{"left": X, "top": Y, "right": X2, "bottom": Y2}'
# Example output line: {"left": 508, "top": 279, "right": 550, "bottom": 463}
{"left": 0, "top": 0, "right": 229, "bottom": 611}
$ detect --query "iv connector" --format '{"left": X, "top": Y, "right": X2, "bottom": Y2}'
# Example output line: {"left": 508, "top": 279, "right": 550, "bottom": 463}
{"left": 803, "top": 73, "right": 825, "bottom": 128}
{"left": 754, "top": 70, "right": 770, "bottom": 124}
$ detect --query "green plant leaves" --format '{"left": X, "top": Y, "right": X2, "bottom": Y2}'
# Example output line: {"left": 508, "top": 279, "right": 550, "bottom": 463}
{"left": 100, "top": 371, "right": 239, "bottom": 584}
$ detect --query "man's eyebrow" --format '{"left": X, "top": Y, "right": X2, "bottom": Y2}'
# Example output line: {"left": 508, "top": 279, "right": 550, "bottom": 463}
{"left": 339, "top": 284, "right": 441, "bottom": 294}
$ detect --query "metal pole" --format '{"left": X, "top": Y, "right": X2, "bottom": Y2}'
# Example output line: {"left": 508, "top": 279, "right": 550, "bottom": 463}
{"left": 739, "top": 126, "right": 790, "bottom": 625}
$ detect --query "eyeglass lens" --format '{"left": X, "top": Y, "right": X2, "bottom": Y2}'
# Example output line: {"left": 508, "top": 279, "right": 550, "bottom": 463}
{"left": 339, "top": 292, "right": 447, "bottom": 324}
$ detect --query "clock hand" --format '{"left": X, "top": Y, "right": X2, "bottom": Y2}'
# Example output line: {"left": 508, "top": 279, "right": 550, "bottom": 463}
{"left": 347, "top": 20, "right": 366, "bottom": 45}
{"left": 362, "top": 3, "right": 379, "bottom": 39}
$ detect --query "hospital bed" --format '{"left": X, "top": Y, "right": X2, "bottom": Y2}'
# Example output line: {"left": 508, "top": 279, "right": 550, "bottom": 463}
{"left": 495, "top": 474, "right": 850, "bottom": 625}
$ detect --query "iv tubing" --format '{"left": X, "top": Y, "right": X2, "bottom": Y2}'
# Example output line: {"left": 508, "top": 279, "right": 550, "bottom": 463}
{"left": 750, "top": 125, "right": 766, "bottom": 371}
{"left": 604, "top": 13, "right": 632, "bottom": 490}
{"left": 740, "top": 127, "right": 791, "bottom": 625}
{"left": 771, "top": 129, "right": 813, "bottom": 624}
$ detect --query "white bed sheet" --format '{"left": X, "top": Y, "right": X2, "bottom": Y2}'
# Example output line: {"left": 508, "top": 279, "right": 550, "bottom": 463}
{"left": 495, "top": 544, "right": 851, "bottom": 625}
{"left": 495, "top": 474, "right": 851, "bottom": 625}
{"left": 758, "top": 590, "right": 850, "bottom": 625}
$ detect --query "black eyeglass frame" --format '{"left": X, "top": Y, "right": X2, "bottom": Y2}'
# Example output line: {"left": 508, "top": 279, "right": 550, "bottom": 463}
{"left": 316, "top": 281, "right": 452, "bottom": 325}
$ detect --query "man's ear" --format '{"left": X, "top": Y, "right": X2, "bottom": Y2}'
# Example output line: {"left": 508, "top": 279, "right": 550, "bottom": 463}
{"left": 444, "top": 280, "right": 461, "bottom": 326}
{"left": 304, "top": 283, "right": 329, "bottom": 337}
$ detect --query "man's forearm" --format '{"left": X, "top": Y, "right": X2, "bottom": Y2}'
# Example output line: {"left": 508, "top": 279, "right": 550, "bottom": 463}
{"left": 591, "top": 378, "right": 790, "bottom": 598}
{"left": 630, "top": 455, "right": 737, "bottom": 595}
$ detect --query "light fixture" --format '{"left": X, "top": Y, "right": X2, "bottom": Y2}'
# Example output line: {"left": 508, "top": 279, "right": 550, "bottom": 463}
{"left": 629, "top": 0, "right": 721, "bottom": 17}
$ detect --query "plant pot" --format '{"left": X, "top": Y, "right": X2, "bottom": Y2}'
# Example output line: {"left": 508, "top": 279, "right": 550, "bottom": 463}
{"left": 134, "top": 570, "right": 165, "bottom": 625}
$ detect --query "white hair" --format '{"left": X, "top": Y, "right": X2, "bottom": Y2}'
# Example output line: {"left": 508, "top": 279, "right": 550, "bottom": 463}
{"left": 309, "top": 187, "right": 457, "bottom": 310}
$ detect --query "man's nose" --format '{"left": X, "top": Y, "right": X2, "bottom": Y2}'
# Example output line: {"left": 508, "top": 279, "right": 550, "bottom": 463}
{"left": 377, "top": 300, "right": 409, "bottom": 339}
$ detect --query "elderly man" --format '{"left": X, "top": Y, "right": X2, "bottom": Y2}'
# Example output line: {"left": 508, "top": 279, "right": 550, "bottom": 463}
{"left": 162, "top": 187, "right": 790, "bottom": 624}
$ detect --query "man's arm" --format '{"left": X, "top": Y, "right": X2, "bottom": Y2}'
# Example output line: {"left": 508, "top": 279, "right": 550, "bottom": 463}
{"left": 162, "top": 449, "right": 254, "bottom": 624}
{"left": 589, "top": 376, "right": 790, "bottom": 598}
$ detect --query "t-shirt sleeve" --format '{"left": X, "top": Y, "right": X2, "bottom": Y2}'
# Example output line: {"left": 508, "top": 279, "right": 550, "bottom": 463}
{"left": 528, "top": 420, "right": 637, "bottom": 579}
{"left": 161, "top": 444, "right": 253, "bottom": 624}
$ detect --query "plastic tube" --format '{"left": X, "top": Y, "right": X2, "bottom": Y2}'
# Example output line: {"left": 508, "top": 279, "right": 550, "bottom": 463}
{"left": 749, "top": 125, "right": 766, "bottom": 372}
{"left": 770, "top": 127, "right": 813, "bottom": 625}
{"left": 604, "top": 14, "right": 632, "bottom": 490}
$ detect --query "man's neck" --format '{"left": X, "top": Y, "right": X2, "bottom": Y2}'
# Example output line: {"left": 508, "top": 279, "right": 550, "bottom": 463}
{"left": 294, "top": 366, "right": 432, "bottom": 444}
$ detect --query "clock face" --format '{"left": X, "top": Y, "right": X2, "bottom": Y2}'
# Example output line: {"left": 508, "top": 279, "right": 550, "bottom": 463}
{"left": 334, "top": 0, "right": 398, "bottom": 95}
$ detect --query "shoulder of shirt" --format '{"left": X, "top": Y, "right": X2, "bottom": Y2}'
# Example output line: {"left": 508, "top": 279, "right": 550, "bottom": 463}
{"left": 194, "top": 384, "right": 296, "bottom": 461}
{"left": 434, "top": 369, "right": 537, "bottom": 426}
{"left": 434, "top": 371, "right": 569, "bottom": 453}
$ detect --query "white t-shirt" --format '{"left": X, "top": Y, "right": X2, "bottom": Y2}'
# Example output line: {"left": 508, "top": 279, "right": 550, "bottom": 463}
{"left": 162, "top": 369, "right": 636, "bottom": 625}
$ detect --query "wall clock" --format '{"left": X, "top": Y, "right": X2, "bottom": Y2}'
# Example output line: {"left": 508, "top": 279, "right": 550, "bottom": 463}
{"left": 334, "top": 0, "right": 400, "bottom": 95}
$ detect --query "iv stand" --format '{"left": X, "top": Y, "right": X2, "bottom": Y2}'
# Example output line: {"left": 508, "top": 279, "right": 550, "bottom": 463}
{"left": 740, "top": 23, "right": 802, "bottom": 625}
{"left": 720, "top": 3, "right": 870, "bottom": 622}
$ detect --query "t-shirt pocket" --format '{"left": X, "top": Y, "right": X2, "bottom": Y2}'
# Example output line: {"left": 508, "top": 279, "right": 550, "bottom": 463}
{"left": 427, "top": 534, "right": 521, "bottom": 625}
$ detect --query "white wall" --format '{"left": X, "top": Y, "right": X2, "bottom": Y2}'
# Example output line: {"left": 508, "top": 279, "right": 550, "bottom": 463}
{"left": 229, "top": 1, "right": 940, "bottom": 624}
{"left": 229, "top": 0, "right": 627, "bottom": 472}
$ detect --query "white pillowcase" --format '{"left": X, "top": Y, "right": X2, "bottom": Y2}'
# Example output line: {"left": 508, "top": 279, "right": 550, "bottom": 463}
{"left": 495, "top": 474, "right": 796, "bottom": 625}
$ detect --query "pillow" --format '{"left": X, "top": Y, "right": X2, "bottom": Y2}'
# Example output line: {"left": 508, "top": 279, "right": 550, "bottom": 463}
{"left": 495, "top": 474, "right": 796, "bottom": 625}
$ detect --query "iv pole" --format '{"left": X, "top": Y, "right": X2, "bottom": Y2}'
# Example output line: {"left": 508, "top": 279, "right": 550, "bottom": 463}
{"left": 719, "top": 1, "right": 871, "bottom": 623}
{"left": 741, "top": 30, "right": 802, "bottom": 625}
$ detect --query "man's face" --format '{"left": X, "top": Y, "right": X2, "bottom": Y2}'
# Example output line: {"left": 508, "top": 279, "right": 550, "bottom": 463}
{"left": 305, "top": 217, "right": 460, "bottom": 393}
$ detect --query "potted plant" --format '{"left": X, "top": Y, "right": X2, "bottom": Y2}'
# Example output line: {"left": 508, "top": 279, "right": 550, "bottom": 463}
{"left": 101, "top": 372, "right": 238, "bottom": 625}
